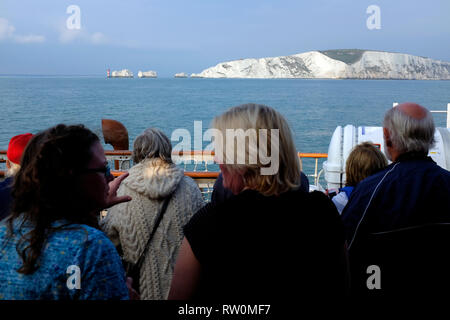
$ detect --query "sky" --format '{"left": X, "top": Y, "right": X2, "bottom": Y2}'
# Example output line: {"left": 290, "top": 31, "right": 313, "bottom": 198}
{"left": 0, "top": 0, "right": 449, "bottom": 77}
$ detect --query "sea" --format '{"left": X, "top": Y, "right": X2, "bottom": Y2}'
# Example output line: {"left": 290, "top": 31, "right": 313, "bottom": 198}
{"left": 1, "top": 76, "right": 449, "bottom": 178}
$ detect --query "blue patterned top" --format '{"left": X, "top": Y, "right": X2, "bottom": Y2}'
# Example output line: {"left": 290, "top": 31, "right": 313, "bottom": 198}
{"left": 0, "top": 218, "right": 129, "bottom": 300}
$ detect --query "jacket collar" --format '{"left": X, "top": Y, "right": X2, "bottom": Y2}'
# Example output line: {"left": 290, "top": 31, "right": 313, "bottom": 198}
{"left": 396, "top": 151, "right": 432, "bottom": 163}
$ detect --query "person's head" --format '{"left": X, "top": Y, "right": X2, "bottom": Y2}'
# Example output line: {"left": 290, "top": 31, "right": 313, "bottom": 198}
{"left": 212, "top": 103, "right": 300, "bottom": 196}
{"left": 12, "top": 124, "right": 113, "bottom": 219}
{"left": 345, "top": 142, "right": 388, "bottom": 187}
{"left": 132, "top": 128, "right": 173, "bottom": 164}
{"left": 383, "top": 102, "right": 435, "bottom": 161}
{"left": 9, "top": 124, "right": 112, "bottom": 274}
{"left": 5, "top": 133, "right": 33, "bottom": 177}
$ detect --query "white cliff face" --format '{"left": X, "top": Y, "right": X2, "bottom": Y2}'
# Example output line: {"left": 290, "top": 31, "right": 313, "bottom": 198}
{"left": 174, "top": 72, "right": 188, "bottom": 78}
{"left": 111, "top": 69, "right": 133, "bottom": 78}
{"left": 138, "top": 70, "right": 157, "bottom": 78}
{"left": 193, "top": 50, "right": 450, "bottom": 79}
{"left": 346, "top": 51, "right": 450, "bottom": 79}
{"left": 295, "top": 51, "right": 348, "bottom": 78}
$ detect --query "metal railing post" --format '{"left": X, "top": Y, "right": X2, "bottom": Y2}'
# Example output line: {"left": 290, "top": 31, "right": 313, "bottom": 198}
{"left": 447, "top": 103, "right": 450, "bottom": 128}
{"left": 314, "top": 158, "right": 319, "bottom": 186}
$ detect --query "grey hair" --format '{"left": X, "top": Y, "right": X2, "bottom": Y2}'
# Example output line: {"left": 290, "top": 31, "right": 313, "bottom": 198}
{"left": 383, "top": 106, "right": 435, "bottom": 154}
{"left": 132, "top": 128, "right": 173, "bottom": 164}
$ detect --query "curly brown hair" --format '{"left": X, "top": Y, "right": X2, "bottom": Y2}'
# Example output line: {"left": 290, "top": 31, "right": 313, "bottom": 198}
{"left": 6, "top": 124, "right": 100, "bottom": 274}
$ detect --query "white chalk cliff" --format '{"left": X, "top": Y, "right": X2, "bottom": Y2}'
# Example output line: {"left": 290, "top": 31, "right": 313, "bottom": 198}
{"left": 138, "top": 70, "right": 157, "bottom": 78}
{"left": 174, "top": 72, "right": 188, "bottom": 78}
{"left": 111, "top": 69, "right": 134, "bottom": 78}
{"left": 191, "top": 50, "right": 450, "bottom": 79}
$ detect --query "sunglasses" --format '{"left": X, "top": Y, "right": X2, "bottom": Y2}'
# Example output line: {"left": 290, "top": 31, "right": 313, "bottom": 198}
{"left": 80, "top": 163, "right": 112, "bottom": 179}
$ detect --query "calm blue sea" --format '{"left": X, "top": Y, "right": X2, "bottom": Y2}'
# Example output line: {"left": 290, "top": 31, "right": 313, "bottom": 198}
{"left": 1, "top": 76, "right": 449, "bottom": 174}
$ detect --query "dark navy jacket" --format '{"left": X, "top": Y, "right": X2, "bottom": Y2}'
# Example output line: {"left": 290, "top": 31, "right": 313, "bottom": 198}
{"left": 342, "top": 152, "right": 450, "bottom": 247}
{"left": 0, "top": 177, "right": 13, "bottom": 221}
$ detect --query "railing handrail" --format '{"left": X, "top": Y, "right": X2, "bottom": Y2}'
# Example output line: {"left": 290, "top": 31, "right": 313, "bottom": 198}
{"left": 1, "top": 150, "right": 328, "bottom": 186}
{"left": 103, "top": 150, "right": 329, "bottom": 158}
{"left": 1, "top": 150, "right": 328, "bottom": 160}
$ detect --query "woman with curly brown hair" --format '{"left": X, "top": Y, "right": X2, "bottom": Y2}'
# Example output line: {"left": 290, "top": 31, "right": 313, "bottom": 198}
{"left": 0, "top": 124, "right": 132, "bottom": 300}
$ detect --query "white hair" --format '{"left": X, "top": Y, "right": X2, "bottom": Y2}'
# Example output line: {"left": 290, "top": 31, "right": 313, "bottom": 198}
{"left": 383, "top": 106, "right": 435, "bottom": 154}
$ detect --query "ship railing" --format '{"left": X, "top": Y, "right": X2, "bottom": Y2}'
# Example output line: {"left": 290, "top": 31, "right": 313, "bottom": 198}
{"left": 0, "top": 149, "right": 327, "bottom": 202}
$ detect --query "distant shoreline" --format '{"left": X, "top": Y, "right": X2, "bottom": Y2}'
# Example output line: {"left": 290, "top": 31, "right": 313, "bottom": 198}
{"left": 0, "top": 75, "right": 448, "bottom": 81}
{"left": 0, "top": 74, "right": 105, "bottom": 78}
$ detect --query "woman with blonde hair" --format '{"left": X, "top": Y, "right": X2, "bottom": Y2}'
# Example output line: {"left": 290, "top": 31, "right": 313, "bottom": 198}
{"left": 100, "top": 128, "right": 203, "bottom": 300}
{"left": 169, "top": 103, "right": 348, "bottom": 300}
{"left": 331, "top": 142, "right": 387, "bottom": 214}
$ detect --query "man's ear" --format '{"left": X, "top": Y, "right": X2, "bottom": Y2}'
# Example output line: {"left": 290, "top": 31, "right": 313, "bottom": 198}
{"left": 383, "top": 128, "right": 392, "bottom": 147}
{"left": 6, "top": 159, "right": 11, "bottom": 169}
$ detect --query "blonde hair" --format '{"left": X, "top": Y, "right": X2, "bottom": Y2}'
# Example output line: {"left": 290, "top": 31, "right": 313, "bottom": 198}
{"left": 345, "top": 142, "right": 387, "bottom": 186}
{"left": 212, "top": 103, "right": 301, "bottom": 196}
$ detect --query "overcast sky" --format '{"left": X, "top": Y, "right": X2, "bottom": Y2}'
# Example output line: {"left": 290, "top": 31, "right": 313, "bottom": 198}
{"left": 0, "top": 0, "right": 449, "bottom": 76}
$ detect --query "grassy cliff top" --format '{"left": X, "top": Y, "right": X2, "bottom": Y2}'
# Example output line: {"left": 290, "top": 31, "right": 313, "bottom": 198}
{"left": 319, "top": 49, "right": 368, "bottom": 65}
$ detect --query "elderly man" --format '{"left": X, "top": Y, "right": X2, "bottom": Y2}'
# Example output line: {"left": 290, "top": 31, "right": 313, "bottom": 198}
{"left": 0, "top": 133, "right": 33, "bottom": 221}
{"left": 342, "top": 102, "right": 450, "bottom": 294}
{"left": 343, "top": 102, "right": 450, "bottom": 244}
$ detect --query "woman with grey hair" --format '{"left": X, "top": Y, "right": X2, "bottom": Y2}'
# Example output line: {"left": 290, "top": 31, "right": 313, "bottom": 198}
{"left": 100, "top": 128, "right": 204, "bottom": 300}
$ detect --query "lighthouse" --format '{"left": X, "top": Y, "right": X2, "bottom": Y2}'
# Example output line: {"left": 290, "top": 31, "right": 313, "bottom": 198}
{"left": 107, "top": 69, "right": 110, "bottom": 78}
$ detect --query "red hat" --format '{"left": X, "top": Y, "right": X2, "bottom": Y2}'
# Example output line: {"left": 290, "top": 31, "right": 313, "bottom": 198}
{"left": 7, "top": 133, "right": 33, "bottom": 165}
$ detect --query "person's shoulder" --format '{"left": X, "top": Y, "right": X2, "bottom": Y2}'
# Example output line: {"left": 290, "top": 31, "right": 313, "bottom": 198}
{"left": 350, "top": 165, "right": 392, "bottom": 195}
{"left": 0, "top": 220, "right": 8, "bottom": 237}
{"left": 293, "top": 191, "right": 344, "bottom": 240}
{"left": 333, "top": 191, "right": 348, "bottom": 204}
{"left": 180, "top": 174, "right": 202, "bottom": 192}
{"left": 306, "top": 191, "right": 339, "bottom": 214}
{"left": 52, "top": 223, "right": 112, "bottom": 247}
{"left": 422, "top": 161, "right": 450, "bottom": 189}
{"left": 365, "top": 165, "right": 392, "bottom": 183}
{"left": 427, "top": 160, "right": 450, "bottom": 177}
{"left": 187, "top": 190, "right": 242, "bottom": 225}
{"left": 79, "top": 225, "right": 114, "bottom": 247}
{"left": 393, "top": 158, "right": 450, "bottom": 185}
{"left": 0, "top": 177, "right": 13, "bottom": 190}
